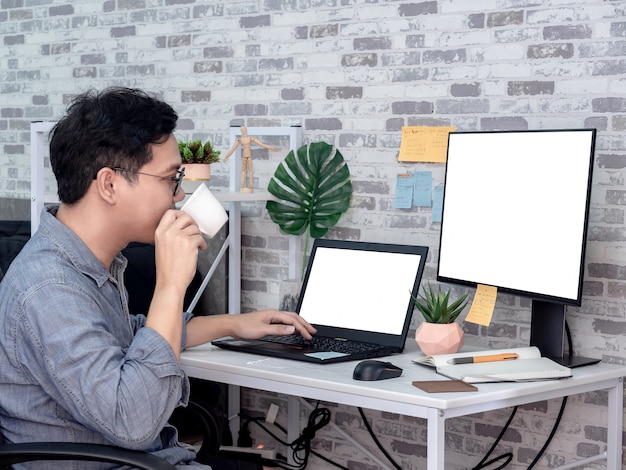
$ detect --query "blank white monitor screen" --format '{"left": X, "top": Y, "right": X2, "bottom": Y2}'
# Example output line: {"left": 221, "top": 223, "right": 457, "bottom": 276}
{"left": 437, "top": 129, "right": 595, "bottom": 304}
{"left": 298, "top": 246, "right": 424, "bottom": 335}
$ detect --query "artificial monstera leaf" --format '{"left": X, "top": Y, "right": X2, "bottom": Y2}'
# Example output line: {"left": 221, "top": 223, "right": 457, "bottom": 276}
{"left": 266, "top": 142, "right": 352, "bottom": 239}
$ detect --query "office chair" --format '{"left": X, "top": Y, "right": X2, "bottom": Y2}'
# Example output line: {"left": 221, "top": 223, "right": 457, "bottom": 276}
{"left": 0, "top": 398, "right": 223, "bottom": 470}
{"left": 0, "top": 437, "right": 177, "bottom": 470}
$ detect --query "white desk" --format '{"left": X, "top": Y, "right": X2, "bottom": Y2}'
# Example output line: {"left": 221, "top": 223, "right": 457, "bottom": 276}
{"left": 181, "top": 342, "right": 625, "bottom": 470}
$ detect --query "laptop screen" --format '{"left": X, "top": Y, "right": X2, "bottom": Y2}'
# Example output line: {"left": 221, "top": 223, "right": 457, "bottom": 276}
{"left": 297, "top": 240, "right": 428, "bottom": 336}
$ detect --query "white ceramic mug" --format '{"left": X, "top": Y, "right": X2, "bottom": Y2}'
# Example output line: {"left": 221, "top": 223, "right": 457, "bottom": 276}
{"left": 180, "top": 183, "right": 228, "bottom": 238}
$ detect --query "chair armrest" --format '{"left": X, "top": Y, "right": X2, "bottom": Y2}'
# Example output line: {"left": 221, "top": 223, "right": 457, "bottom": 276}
{"left": 0, "top": 442, "right": 177, "bottom": 470}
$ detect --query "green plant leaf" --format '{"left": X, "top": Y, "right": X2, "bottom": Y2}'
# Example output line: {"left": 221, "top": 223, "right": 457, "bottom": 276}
{"left": 266, "top": 142, "right": 352, "bottom": 239}
{"left": 410, "top": 283, "right": 469, "bottom": 324}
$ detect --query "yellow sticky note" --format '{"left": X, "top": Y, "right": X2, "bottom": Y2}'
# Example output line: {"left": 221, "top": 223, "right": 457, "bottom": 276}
{"left": 465, "top": 284, "right": 498, "bottom": 326}
{"left": 398, "top": 126, "right": 455, "bottom": 163}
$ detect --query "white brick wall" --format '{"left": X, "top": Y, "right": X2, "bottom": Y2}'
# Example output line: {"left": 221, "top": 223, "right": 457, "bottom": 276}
{"left": 1, "top": 0, "right": 625, "bottom": 468}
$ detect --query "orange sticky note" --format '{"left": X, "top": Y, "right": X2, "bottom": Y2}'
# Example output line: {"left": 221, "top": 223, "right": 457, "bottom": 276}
{"left": 465, "top": 284, "right": 498, "bottom": 326}
{"left": 398, "top": 126, "right": 455, "bottom": 163}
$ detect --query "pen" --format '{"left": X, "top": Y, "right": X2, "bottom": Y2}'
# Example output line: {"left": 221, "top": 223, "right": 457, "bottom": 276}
{"left": 447, "top": 353, "right": 519, "bottom": 365}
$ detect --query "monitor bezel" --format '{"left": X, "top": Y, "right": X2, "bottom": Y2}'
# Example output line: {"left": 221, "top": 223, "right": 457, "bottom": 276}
{"left": 436, "top": 128, "right": 597, "bottom": 307}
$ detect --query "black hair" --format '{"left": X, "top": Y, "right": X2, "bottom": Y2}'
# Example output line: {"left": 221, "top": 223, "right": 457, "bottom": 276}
{"left": 49, "top": 87, "right": 178, "bottom": 204}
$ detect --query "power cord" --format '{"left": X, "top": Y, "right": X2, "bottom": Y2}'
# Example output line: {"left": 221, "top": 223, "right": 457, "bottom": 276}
{"left": 240, "top": 403, "right": 348, "bottom": 470}
{"left": 473, "top": 320, "right": 574, "bottom": 469}
{"left": 471, "top": 406, "right": 517, "bottom": 470}
{"left": 357, "top": 407, "right": 402, "bottom": 470}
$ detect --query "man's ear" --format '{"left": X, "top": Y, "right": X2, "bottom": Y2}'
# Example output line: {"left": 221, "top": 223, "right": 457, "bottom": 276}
{"left": 93, "top": 167, "right": 119, "bottom": 204}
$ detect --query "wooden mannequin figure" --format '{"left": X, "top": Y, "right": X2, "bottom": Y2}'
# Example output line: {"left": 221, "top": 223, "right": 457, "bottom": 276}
{"left": 223, "top": 126, "right": 279, "bottom": 193}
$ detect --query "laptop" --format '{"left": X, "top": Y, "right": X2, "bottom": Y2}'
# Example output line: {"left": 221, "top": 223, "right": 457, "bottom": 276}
{"left": 212, "top": 239, "right": 428, "bottom": 364}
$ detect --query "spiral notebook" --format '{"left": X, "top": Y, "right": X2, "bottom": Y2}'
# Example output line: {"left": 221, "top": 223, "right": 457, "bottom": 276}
{"left": 213, "top": 239, "right": 428, "bottom": 364}
{"left": 413, "top": 347, "right": 572, "bottom": 383}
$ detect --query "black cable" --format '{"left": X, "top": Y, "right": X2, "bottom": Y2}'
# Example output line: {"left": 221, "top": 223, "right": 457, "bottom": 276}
{"left": 471, "top": 406, "right": 517, "bottom": 470}
{"left": 357, "top": 407, "right": 402, "bottom": 470}
{"left": 240, "top": 403, "right": 349, "bottom": 470}
{"left": 527, "top": 396, "right": 568, "bottom": 469}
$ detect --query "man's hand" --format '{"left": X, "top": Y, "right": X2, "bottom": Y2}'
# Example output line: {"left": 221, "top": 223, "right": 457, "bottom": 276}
{"left": 185, "top": 310, "right": 317, "bottom": 349}
{"left": 230, "top": 310, "right": 317, "bottom": 340}
{"left": 154, "top": 209, "right": 207, "bottom": 293}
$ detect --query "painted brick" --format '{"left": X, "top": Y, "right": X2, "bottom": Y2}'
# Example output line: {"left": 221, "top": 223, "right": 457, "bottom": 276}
{"left": 72, "top": 67, "right": 97, "bottom": 78}
{"left": 259, "top": 58, "right": 293, "bottom": 71}
{"left": 406, "top": 34, "right": 425, "bottom": 48}
{"left": 126, "top": 64, "right": 154, "bottom": 76}
{"left": 167, "top": 35, "right": 191, "bottom": 48}
{"left": 398, "top": 2, "right": 437, "bottom": 17}
{"left": 81, "top": 54, "right": 106, "bottom": 65}
{"left": 234, "top": 104, "right": 268, "bottom": 116}
{"left": 304, "top": 118, "right": 342, "bottom": 130}
{"left": 3, "top": 35, "right": 24, "bottom": 45}
{"left": 487, "top": 10, "right": 523, "bottom": 27}
{"left": 507, "top": 80, "right": 554, "bottom": 96}
{"left": 423, "top": 49, "right": 466, "bottom": 64}
{"left": 353, "top": 36, "right": 392, "bottom": 51}
{"left": 544, "top": 24, "right": 592, "bottom": 40}
{"left": 49, "top": 4, "right": 74, "bottom": 16}
{"left": 181, "top": 91, "right": 211, "bottom": 102}
{"left": 341, "top": 53, "right": 377, "bottom": 67}
{"left": 310, "top": 24, "right": 338, "bottom": 39}
{"left": 193, "top": 61, "right": 223, "bottom": 73}
{"left": 480, "top": 116, "right": 529, "bottom": 130}
{"left": 591, "top": 59, "right": 626, "bottom": 76}
{"left": 436, "top": 99, "right": 489, "bottom": 114}
{"left": 583, "top": 281, "right": 604, "bottom": 297}
{"left": 203, "top": 46, "right": 234, "bottom": 59}
{"left": 1, "top": 0, "right": 23, "bottom": 8}
{"left": 610, "top": 22, "right": 626, "bottom": 37}
{"left": 3, "top": 144, "right": 23, "bottom": 154}
{"left": 391, "top": 101, "right": 433, "bottom": 114}
{"left": 326, "top": 86, "right": 362, "bottom": 99}
{"left": 281, "top": 87, "right": 304, "bottom": 100}
{"left": 110, "top": 26, "right": 136, "bottom": 38}
{"left": 0, "top": 108, "right": 23, "bottom": 118}
{"left": 451, "top": 82, "right": 481, "bottom": 97}
{"left": 381, "top": 51, "right": 420, "bottom": 66}
{"left": 240, "top": 15, "right": 271, "bottom": 29}
{"left": 527, "top": 43, "right": 574, "bottom": 59}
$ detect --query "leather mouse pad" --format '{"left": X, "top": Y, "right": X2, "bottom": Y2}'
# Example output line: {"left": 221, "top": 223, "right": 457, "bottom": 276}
{"left": 412, "top": 380, "right": 478, "bottom": 393}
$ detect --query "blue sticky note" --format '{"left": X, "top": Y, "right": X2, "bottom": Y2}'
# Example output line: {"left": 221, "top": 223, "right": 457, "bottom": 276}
{"left": 413, "top": 171, "right": 432, "bottom": 207}
{"left": 394, "top": 174, "right": 414, "bottom": 209}
{"left": 432, "top": 185, "right": 444, "bottom": 223}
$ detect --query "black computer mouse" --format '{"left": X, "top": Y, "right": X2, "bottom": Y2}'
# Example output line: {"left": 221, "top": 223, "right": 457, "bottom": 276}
{"left": 352, "top": 360, "right": 403, "bottom": 381}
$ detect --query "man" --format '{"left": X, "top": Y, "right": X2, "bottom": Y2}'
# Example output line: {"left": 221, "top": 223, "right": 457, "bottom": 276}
{"left": 0, "top": 87, "right": 316, "bottom": 469}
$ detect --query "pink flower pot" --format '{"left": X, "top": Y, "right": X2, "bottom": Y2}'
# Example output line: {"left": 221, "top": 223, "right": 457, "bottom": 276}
{"left": 415, "top": 322, "right": 464, "bottom": 356}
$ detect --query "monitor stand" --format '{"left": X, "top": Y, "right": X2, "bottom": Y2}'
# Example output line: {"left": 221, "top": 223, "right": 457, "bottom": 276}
{"left": 529, "top": 300, "right": 600, "bottom": 368}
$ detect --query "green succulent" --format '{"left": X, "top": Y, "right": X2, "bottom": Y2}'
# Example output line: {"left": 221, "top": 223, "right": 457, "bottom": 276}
{"left": 411, "top": 283, "right": 468, "bottom": 324}
{"left": 178, "top": 139, "right": 221, "bottom": 164}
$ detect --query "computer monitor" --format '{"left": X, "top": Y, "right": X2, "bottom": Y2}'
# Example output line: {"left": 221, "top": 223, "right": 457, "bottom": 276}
{"left": 437, "top": 129, "right": 599, "bottom": 367}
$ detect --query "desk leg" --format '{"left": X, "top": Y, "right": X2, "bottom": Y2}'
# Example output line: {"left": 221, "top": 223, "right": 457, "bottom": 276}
{"left": 287, "top": 396, "right": 300, "bottom": 465}
{"left": 606, "top": 378, "right": 624, "bottom": 469}
{"left": 228, "top": 385, "right": 241, "bottom": 443}
{"left": 427, "top": 408, "right": 445, "bottom": 470}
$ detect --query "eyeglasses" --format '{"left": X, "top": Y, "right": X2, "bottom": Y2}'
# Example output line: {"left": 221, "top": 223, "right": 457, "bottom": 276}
{"left": 113, "top": 166, "right": 186, "bottom": 196}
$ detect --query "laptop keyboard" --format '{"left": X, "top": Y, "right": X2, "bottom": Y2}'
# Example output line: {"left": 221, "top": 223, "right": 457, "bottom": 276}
{"left": 261, "top": 334, "right": 385, "bottom": 354}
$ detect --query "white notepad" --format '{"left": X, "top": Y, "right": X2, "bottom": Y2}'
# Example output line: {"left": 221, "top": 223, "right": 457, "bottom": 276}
{"left": 413, "top": 347, "right": 572, "bottom": 383}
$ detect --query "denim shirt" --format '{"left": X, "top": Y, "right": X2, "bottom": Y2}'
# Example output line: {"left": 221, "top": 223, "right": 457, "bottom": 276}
{"left": 0, "top": 207, "right": 204, "bottom": 469}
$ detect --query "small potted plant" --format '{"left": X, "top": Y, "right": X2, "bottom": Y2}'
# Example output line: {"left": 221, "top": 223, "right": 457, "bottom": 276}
{"left": 411, "top": 283, "right": 469, "bottom": 356}
{"left": 178, "top": 139, "right": 221, "bottom": 189}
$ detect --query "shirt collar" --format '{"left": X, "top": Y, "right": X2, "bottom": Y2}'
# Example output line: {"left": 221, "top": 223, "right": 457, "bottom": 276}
{"left": 38, "top": 205, "right": 128, "bottom": 287}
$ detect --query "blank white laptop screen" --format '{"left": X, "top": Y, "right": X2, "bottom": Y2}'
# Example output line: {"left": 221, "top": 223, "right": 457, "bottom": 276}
{"left": 297, "top": 246, "right": 424, "bottom": 335}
